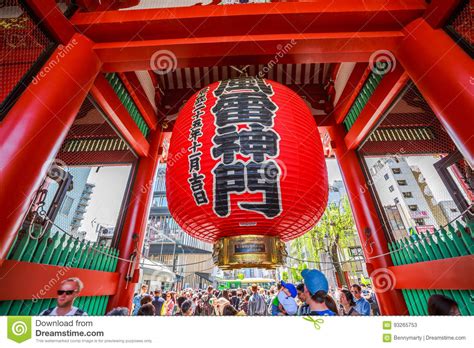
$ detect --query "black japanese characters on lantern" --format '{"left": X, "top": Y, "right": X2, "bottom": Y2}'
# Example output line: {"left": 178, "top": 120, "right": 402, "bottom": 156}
{"left": 210, "top": 77, "right": 282, "bottom": 219}
{"left": 187, "top": 87, "right": 210, "bottom": 206}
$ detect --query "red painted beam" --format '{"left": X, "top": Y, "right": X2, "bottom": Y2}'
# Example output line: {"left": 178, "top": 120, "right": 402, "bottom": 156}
{"left": 0, "top": 260, "right": 119, "bottom": 301}
{"left": 25, "top": 0, "right": 76, "bottom": 44}
{"left": 396, "top": 19, "right": 474, "bottom": 167}
{"left": 119, "top": 72, "right": 158, "bottom": 130}
{"left": 107, "top": 129, "right": 163, "bottom": 311}
{"left": 389, "top": 255, "right": 474, "bottom": 290}
{"left": 72, "top": 1, "right": 426, "bottom": 43}
{"left": 332, "top": 63, "right": 370, "bottom": 124}
{"left": 344, "top": 65, "right": 409, "bottom": 149}
{"left": 327, "top": 124, "right": 408, "bottom": 315}
{"left": 90, "top": 74, "right": 150, "bottom": 157}
{"left": 423, "top": 0, "right": 463, "bottom": 28}
{"left": 0, "top": 34, "right": 101, "bottom": 266}
{"left": 94, "top": 32, "right": 403, "bottom": 72}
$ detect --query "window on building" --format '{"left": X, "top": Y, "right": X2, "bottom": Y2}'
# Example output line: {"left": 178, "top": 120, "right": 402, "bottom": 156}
{"left": 389, "top": 185, "right": 394, "bottom": 192}
{"left": 414, "top": 218, "right": 425, "bottom": 226}
{"left": 61, "top": 196, "right": 74, "bottom": 216}
{"left": 384, "top": 173, "right": 389, "bottom": 181}
{"left": 394, "top": 197, "right": 399, "bottom": 204}
{"left": 403, "top": 191, "right": 413, "bottom": 198}
{"left": 392, "top": 168, "right": 401, "bottom": 174}
{"left": 408, "top": 205, "right": 418, "bottom": 211}
{"left": 397, "top": 180, "right": 408, "bottom": 186}
{"left": 385, "top": 206, "right": 405, "bottom": 231}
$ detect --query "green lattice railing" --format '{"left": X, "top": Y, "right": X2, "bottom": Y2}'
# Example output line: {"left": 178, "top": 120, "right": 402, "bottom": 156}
{"left": 105, "top": 73, "right": 150, "bottom": 138}
{"left": 343, "top": 63, "right": 387, "bottom": 131}
{"left": 0, "top": 227, "right": 118, "bottom": 316}
{"left": 388, "top": 219, "right": 474, "bottom": 316}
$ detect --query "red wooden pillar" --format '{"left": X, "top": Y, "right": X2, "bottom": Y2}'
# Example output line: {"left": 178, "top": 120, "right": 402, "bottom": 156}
{"left": 396, "top": 18, "right": 474, "bottom": 167}
{"left": 107, "top": 129, "right": 162, "bottom": 311}
{"left": 0, "top": 34, "right": 101, "bottom": 266}
{"left": 327, "top": 125, "right": 408, "bottom": 315}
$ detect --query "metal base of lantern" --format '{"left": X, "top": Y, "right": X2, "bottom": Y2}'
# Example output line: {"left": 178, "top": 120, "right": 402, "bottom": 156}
{"left": 212, "top": 235, "right": 287, "bottom": 270}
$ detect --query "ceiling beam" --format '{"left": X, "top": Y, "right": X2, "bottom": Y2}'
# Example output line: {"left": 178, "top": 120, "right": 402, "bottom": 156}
{"left": 72, "top": 1, "right": 426, "bottom": 43}
{"left": 93, "top": 32, "right": 404, "bottom": 72}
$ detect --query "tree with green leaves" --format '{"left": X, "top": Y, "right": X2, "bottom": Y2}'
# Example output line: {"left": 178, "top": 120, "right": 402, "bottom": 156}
{"left": 290, "top": 196, "right": 357, "bottom": 287}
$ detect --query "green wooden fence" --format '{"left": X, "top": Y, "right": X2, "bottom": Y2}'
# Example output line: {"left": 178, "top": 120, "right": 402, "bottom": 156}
{"left": 105, "top": 73, "right": 150, "bottom": 138}
{"left": 388, "top": 219, "right": 474, "bottom": 315}
{"left": 343, "top": 62, "right": 387, "bottom": 131}
{"left": 0, "top": 227, "right": 119, "bottom": 316}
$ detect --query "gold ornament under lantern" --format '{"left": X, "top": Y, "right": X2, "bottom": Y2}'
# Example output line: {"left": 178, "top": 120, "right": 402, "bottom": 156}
{"left": 212, "top": 235, "right": 288, "bottom": 270}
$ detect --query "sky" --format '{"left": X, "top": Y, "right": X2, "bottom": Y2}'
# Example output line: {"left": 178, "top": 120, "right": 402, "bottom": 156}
{"left": 80, "top": 166, "right": 132, "bottom": 241}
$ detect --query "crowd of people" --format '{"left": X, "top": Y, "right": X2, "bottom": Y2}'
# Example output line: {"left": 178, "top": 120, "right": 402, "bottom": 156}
{"left": 125, "top": 269, "right": 461, "bottom": 317}
{"left": 37, "top": 273, "right": 462, "bottom": 317}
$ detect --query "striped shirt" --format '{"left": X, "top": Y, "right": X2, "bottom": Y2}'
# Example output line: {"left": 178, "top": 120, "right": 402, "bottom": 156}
{"left": 248, "top": 293, "right": 267, "bottom": 316}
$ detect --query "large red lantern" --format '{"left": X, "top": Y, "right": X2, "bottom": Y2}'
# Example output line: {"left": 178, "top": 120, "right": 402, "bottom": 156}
{"left": 166, "top": 78, "right": 328, "bottom": 269}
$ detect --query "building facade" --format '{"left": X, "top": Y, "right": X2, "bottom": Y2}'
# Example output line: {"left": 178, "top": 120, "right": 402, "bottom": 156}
{"left": 147, "top": 163, "right": 216, "bottom": 290}
{"left": 370, "top": 157, "right": 458, "bottom": 240}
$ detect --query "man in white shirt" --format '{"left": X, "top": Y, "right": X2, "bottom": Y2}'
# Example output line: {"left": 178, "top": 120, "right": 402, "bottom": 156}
{"left": 40, "top": 277, "right": 87, "bottom": 316}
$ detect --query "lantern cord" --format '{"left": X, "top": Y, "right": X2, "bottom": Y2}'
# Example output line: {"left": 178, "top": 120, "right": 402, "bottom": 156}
{"left": 285, "top": 264, "right": 336, "bottom": 273}
{"left": 366, "top": 205, "right": 472, "bottom": 260}
{"left": 286, "top": 254, "right": 365, "bottom": 265}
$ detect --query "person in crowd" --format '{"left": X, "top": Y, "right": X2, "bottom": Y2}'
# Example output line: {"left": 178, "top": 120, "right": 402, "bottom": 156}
{"left": 339, "top": 289, "right": 360, "bottom": 316}
{"left": 152, "top": 289, "right": 165, "bottom": 316}
{"left": 222, "top": 289, "right": 230, "bottom": 301}
{"left": 140, "top": 294, "right": 154, "bottom": 307}
{"left": 161, "top": 291, "right": 175, "bottom": 316}
{"left": 366, "top": 285, "right": 380, "bottom": 315}
{"left": 230, "top": 289, "right": 241, "bottom": 309}
{"left": 222, "top": 304, "right": 237, "bottom": 316}
{"left": 240, "top": 294, "right": 250, "bottom": 314}
{"left": 137, "top": 303, "right": 155, "bottom": 316}
{"left": 181, "top": 300, "right": 194, "bottom": 316}
{"left": 351, "top": 284, "right": 371, "bottom": 316}
{"left": 428, "top": 294, "right": 461, "bottom": 315}
{"left": 40, "top": 277, "right": 87, "bottom": 316}
{"left": 199, "top": 293, "right": 215, "bottom": 316}
{"left": 270, "top": 282, "right": 283, "bottom": 315}
{"left": 174, "top": 296, "right": 188, "bottom": 316}
{"left": 301, "top": 269, "right": 336, "bottom": 316}
{"left": 296, "top": 283, "right": 310, "bottom": 316}
{"left": 132, "top": 284, "right": 149, "bottom": 316}
{"left": 277, "top": 281, "right": 298, "bottom": 315}
{"left": 324, "top": 294, "right": 339, "bottom": 315}
{"left": 213, "top": 297, "right": 231, "bottom": 316}
{"left": 106, "top": 307, "right": 129, "bottom": 316}
{"left": 248, "top": 284, "right": 267, "bottom": 316}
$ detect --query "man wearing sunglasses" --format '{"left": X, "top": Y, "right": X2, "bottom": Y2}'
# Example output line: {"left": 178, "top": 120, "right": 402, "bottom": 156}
{"left": 40, "top": 277, "right": 87, "bottom": 316}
